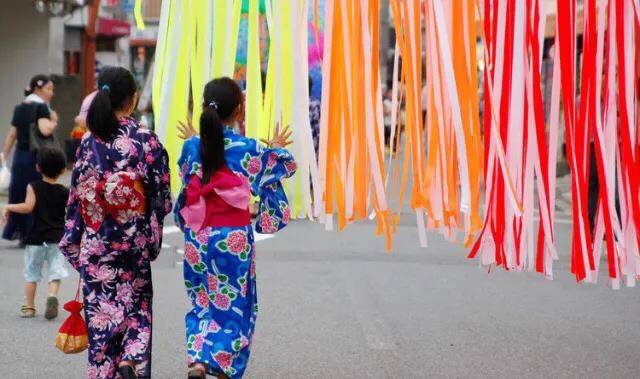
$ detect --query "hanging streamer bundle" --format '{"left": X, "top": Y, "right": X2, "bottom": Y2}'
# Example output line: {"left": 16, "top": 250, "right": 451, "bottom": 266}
{"left": 317, "top": 0, "right": 392, "bottom": 247}
{"left": 254, "top": 0, "right": 319, "bottom": 219}
{"left": 469, "top": 0, "right": 639, "bottom": 286}
{"left": 555, "top": 0, "right": 640, "bottom": 287}
{"left": 469, "top": 0, "right": 557, "bottom": 277}
{"left": 417, "top": 0, "right": 484, "bottom": 246}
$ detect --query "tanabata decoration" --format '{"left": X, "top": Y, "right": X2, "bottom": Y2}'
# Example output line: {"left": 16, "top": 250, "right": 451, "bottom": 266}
{"left": 316, "top": 0, "right": 393, "bottom": 246}
{"left": 150, "top": 0, "right": 640, "bottom": 287}
{"left": 469, "top": 0, "right": 556, "bottom": 278}
{"left": 153, "top": 0, "right": 321, "bottom": 217}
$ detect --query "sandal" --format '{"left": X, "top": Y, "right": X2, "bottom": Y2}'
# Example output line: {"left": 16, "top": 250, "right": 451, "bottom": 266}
{"left": 187, "top": 369, "right": 205, "bottom": 379}
{"left": 20, "top": 305, "right": 36, "bottom": 318}
{"left": 44, "top": 296, "right": 59, "bottom": 320}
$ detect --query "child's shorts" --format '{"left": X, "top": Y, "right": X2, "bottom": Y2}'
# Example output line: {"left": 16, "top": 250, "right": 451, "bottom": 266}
{"left": 24, "top": 243, "right": 69, "bottom": 283}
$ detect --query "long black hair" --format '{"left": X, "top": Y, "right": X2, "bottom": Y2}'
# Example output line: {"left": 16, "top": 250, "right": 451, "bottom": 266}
{"left": 87, "top": 66, "right": 137, "bottom": 141}
{"left": 200, "top": 77, "right": 243, "bottom": 182}
{"left": 24, "top": 74, "right": 51, "bottom": 96}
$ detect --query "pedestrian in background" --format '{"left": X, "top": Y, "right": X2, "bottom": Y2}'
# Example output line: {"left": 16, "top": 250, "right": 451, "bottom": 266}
{"left": 67, "top": 91, "right": 96, "bottom": 162}
{"left": 60, "top": 66, "right": 172, "bottom": 379}
{"left": 383, "top": 86, "right": 393, "bottom": 146}
{"left": 72, "top": 91, "right": 96, "bottom": 139}
{"left": 3, "top": 146, "right": 69, "bottom": 319}
{"left": 309, "top": 76, "right": 321, "bottom": 157}
{"left": 2, "top": 75, "right": 58, "bottom": 244}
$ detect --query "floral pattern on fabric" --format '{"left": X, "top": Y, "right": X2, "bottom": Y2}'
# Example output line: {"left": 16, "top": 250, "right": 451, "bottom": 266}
{"left": 78, "top": 171, "right": 147, "bottom": 232}
{"left": 60, "top": 117, "right": 172, "bottom": 379}
{"left": 182, "top": 226, "right": 255, "bottom": 378}
{"left": 175, "top": 128, "right": 296, "bottom": 378}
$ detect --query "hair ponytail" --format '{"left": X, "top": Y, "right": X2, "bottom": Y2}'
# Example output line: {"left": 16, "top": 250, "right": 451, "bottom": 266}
{"left": 87, "top": 89, "right": 119, "bottom": 141}
{"left": 24, "top": 74, "right": 51, "bottom": 96}
{"left": 199, "top": 77, "right": 243, "bottom": 183}
{"left": 200, "top": 104, "right": 226, "bottom": 183}
{"left": 86, "top": 66, "right": 137, "bottom": 141}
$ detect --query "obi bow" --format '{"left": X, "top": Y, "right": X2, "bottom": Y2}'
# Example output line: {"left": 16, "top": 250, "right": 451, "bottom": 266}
{"left": 180, "top": 167, "right": 251, "bottom": 232}
{"left": 78, "top": 171, "right": 146, "bottom": 232}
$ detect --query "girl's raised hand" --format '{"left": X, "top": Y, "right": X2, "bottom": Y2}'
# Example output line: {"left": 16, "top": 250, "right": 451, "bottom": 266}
{"left": 260, "top": 123, "right": 293, "bottom": 149}
{"left": 177, "top": 119, "right": 197, "bottom": 140}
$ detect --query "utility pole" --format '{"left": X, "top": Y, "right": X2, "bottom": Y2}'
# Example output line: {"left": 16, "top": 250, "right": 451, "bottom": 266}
{"left": 82, "top": 0, "right": 101, "bottom": 97}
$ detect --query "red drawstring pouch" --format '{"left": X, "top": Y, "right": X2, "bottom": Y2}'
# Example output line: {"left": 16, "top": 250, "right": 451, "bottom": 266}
{"left": 55, "top": 280, "right": 88, "bottom": 354}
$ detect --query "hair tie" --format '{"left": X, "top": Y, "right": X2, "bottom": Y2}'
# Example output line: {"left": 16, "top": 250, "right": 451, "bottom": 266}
{"left": 101, "top": 84, "right": 110, "bottom": 92}
{"left": 208, "top": 100, "right": 218, "bottom": 110}
{"left": 36, "top": 80, "right": 44, "bottom": 88}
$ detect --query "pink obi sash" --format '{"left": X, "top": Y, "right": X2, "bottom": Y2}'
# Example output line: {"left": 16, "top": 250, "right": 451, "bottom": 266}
{"left": 78, "top": 171, "right": 146, "bottom": 232}
{"left": 180, "top": 166, "right": 251, "bottom": 232}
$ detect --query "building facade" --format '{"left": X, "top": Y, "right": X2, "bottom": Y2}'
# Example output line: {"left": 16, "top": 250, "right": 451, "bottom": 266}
{"left": 0, "top": 0, "right": 161, "bottom": 157}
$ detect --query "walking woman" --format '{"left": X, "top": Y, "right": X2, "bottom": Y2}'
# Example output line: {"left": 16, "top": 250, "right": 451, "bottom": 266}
{"left": 2, "top": 75, "right": 57, "bottom": 242}
{"left": 60, "top": 66, "right": 172, "bottom": 379}
{"left": 175, "top": 77, "right": 296, "bottom": 378}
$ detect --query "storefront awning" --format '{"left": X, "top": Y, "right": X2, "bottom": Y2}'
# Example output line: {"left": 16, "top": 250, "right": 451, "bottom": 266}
{"left": 97, "top": 17, "right": 131, "bottom": 38}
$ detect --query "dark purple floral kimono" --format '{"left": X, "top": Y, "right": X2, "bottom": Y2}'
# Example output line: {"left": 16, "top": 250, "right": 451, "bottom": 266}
{"left": 60, "top": 117, "right": 172, "bottom": 379}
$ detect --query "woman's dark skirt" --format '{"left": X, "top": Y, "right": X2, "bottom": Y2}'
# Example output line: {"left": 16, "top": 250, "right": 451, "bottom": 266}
{"left": 2, "top": 148, "right": 41, "bottom": 241}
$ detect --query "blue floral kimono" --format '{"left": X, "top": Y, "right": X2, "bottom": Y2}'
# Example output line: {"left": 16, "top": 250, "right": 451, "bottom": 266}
{"left": 175, "top": 128, "right": 296, "bottom": 378}
{"left": 60, "top": 118, "right": 172, "bottom": 379}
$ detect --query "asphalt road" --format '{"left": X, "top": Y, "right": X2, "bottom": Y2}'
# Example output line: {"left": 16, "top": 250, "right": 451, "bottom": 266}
{"left": 0, "top": 218, "right": 639, "bottom": 378}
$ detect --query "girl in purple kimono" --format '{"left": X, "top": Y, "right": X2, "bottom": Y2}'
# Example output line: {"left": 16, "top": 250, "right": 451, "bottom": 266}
{"left": 60, "top": 67, "right": 172, "bottom": 379}
{"left": 175, "top": 77, "right": 296, "bottom": 379}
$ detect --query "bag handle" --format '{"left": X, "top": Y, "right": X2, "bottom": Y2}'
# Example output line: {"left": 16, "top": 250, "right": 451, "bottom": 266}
{"left": 29, "top": 102, "right": 39, "bottom": 121}
{"left": 74, "top": 277, "right": 82, "bottom": 302}
{"left": 29, "top": 103, "right": 43, "bottom": 132}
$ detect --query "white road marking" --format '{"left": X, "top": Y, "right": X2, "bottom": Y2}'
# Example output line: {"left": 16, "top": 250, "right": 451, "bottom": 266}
{"left": 163, "top": 225, "right": 181, "bottom": 235}
{"left": 254, "top": 233, "right": 274, "bottom": 242}
{"left": 163, "top": 225, "right": 276, "bottom": 241}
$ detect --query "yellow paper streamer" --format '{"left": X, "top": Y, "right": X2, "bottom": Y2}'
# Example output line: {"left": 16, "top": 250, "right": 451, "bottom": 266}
{"left": 153, "top": 0, "right": 191, "bottom": 193}
{"left": 245, "top": 0, "right": 264, "bottom": 141}
{"left": 134, "top": 0, "right": 145, "bottom": 30}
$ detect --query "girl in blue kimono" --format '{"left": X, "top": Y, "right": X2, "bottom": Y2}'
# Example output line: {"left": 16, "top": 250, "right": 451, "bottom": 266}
{"left": 175, "top": 77, "right": 296, "bottom": 379}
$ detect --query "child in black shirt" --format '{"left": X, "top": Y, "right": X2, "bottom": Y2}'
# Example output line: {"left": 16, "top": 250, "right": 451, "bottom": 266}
{"left": 3, "top": 146, "right": 69, "bottom": 319}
